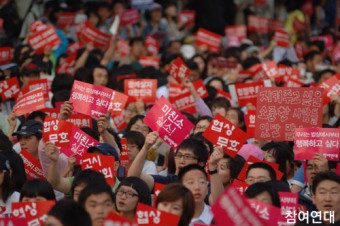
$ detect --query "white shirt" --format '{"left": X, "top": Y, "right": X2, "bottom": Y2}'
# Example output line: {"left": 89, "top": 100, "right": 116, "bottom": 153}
{"left": 142, "top": 160, "right": 157, "bottom": 175}
{"left": 189, "top": 204, "right": 214, "bottom": 226}
{"left": 0, "top": 191, "right": 20, "bottom": 217}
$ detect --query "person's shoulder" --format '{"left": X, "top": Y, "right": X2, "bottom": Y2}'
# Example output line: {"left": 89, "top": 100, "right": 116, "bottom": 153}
{"left": 152, "top": 173, "right": 178, "bottom": 184}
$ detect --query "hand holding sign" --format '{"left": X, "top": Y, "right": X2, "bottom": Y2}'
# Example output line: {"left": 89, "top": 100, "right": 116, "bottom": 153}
{"left": 45, "top": 142, "right": 60, "bottom": 163}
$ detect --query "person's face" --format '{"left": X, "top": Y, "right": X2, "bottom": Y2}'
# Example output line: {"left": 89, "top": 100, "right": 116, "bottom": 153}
{"left": 93, "top": 68, "right": 108, "bottom": 86}
{"left": 125, "top": 103, "right": 138, "bottom": 123}
{"left": 20, "top": 74, "right": 40, "bottom": 87}
{"left": 151, "top": 9, "right": 162, "bottom": 21}
{"left": 130, "top": 119, "right": 149, "bottom": 137}
{"left": 246, "top": 168, "right": 271, "bottom": 185}
{"left": 306, "top": 160, "right": 318, "bottom": 186}
{"left": 167, "top": 42, "right": 181, "bottom": 55}
{"left": 318, "top": 72, "right": 333, "bottom": 84}
{"left": 22, "top": 196, "right": 47, "bottom": 202}
{"left": 182, "top": 170, "right": 209, "bottom": 204}
{"left": 187, "top": 70, "right": 200, "bottom": 82}
{"left": 251, "top": 138, "right": 270, "bottom": 148}
{"left": 313, "top": 180, "right": 340, "bottom": 219}
{"left": 217, "top": 158, "right": 231, "bottom": 186}
{"left": 45, "top": 216, "right": 63, "bottom": 226}
{"left": 98, "top": 7, "right": 111, "bottom": 21}
{"left": 131, "top": 41, "right": 144, "bottom": 58}
{"left": 212, "top": 106, "right": 227, "bottom": 118}
{"left": 310, "top": 54, "right": 322, "bottom": 73}
{"left": 226, "top": 109, "right": 242, "bottom": 128}
{"left": 209, "top": 80, "right": 224, "bottom": 90}
{"left": 84, "top": 193, "right": 113, "bottom": 226}
{"left": 157, "top": 199, "right": 183, "bottom": 217}
{"left": 193, "top": 57, "right": 205, "bottom": 74}
{"left": 252, "top": 191, "right": 273, "bottom": 205}
{"left": 127, "top": 143, "right": 140, "bottom": 163}
{"left": 174, "top": 149, "right": 199, "bottom": 174}
{"left": 19, "top": 135, "right": 40, "bottom": 157}
{"left": 89, "top": 12, "right": 100, "bottom": 27}
{"left": 194, "top": 119, "right": 210, "bottom": 134}
{"left": 73, "top": 183, "right": 87, "bottom": 202}
{"left": 115, "top": 186, "right": 139, "bottom": 214}
{"left": 263, "top": 149, "right": 276, "bottom": 163}
{"left": 165, "top": 6, "right": 177, "bottom": 17}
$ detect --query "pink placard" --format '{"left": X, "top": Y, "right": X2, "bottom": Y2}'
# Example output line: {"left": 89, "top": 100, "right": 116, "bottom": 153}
{"left": 278, "top": 192, "right": 298, "bottom": 225}
{"left": 295, "top": 128, "right": 340, "bottom": 161}
{"left": 28, "top": 25, "right": 61, "bottom": 54}
{"left": 13, "top": 88, "right": 45, "bottom": 116}
{"left": 144, "top": 96, "right": 194, "bottom": 150}
{"left": 178, "top": 10, "right": 196, "bottom": 26}
{"left": 70, "top": 81, "right": 113, "bottom": 118}
{"left": 56, "top": 12, "right": 77, "bottom": 29}
{"left": 285, "top": 78, "right": 305, "bottom": 87}
{"left": 224, "top": 25, "right": 247, "bottom": 42}
{"left": 121, "top": 8, "right": 140, "bottom": 25}
{"left": 248, "top": 15, "right": 269, "bottom": 33}
{"left": 318, "top": 73, "right": 340, "bottom": 105}
{"left": 311, "top": 35, "right": 333, "bottom": 52}
{"left": 255, "top": 87, "right": 324, "bottom": 141}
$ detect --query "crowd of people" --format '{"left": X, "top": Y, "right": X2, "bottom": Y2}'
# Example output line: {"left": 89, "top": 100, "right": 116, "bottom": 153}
{"left": 0, "top": 0, "right": 340, "bottom": 225}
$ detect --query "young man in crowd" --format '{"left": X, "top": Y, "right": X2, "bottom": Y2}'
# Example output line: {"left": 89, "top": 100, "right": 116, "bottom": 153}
{"left": 245, "top": 162, "right": 277, "bottom": 185}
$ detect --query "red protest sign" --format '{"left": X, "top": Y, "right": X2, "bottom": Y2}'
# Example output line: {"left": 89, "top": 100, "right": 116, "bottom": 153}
{"left": 171, "top": 92, "right": 197, "bottom": 114}
{"left": 104, "top": 211, "right": 138, "bottom": 226}
{"left": 178, "top": 10, "right": 196, "bottom": 26}
{"left": 224, "top": 25, "right": 247, "bottom": 42}
{"left": 211, "top": 185, "right": 264, "bottom": 226}
{"left": 0, "top": 47, "right": 11, "bottom": 66}
{"left": 231, "top": 179, "right": 249, "bottom": 195}
{"left": 295, "top": 41, "right": 303, "bottom": 60}
{"left": 135, "top": 203, "right": 180, "bottom": 225}
{"left": 233, "top": 80, "right": 268, "bottom": 107}
{"left": 248, "top": 15, "right": 270, "bottom": 33}
{"left": 68, "top": 114, "right": 93, "bottom": 128}
{"left": 74, "top": 22, "right": 86, "bottom": 38}
{"left": 244, "top": 110, "right": 256, "bottom": 138}
{"left": 237, "top": 70, "right": 253, "bottom": 83}
{"left": 70, "top": 81, "right": 113, "bottom": 118}
{"left": 0, "top": 18, "right": 3, "bottom": 33}
{"left": 262, "top": 61, "right": 279, "bottom": 79}
{"left": 19, "top": 149, "right": 45, "bottom": 180}
{"left": 116, "top": 39, "right": 130, "bottom": 58}
{"left": 196, "top": 28, "right": 222, "bottom": 53}
{"left": 144, "top": 96, "right": 194, "bottom": 150}
{"left": 112, "top": 114, "right": 127, "bottom": 131}
{"left": 251, "top": 66, "right": 269, "bottom": 82}
{"left": 295, "top": 128, "right": 340, "bottom": 161}
{"left": 56, "top": 53, "right": 76, "bottom": 75}
{"left": 269, "top": 19, "right": 285, "bottom": 33}
{"left": 139, "top": 56, "right": 160, "bottom": 69}
{"left": 285, "top": 78, "right": 305, "bottom": 87}
{"left": 28, "top": 79, "right": 49, "bottom": 101}
{"left": 117, "top": 73, "right": 136, "bottom": 83}
{"left": 210, "top": 57, "right": 238, "bottom": 69}
{"left": 168, "top": 57, "right": 190, "bottom": 83}
{"left": 153, "top": 183, "right": 166, "bottom": 207}
{"left": 145, "top": 35, "right": 160, "bottom": 56}
{"left": 311, "top": 35, "right": 333, "bottom": 52}
{"left": 30, "top": 20, "right": 47, "bottom": 33}
{"left": 203, "top": 114, "right": 249, "bottom": 157}
{"left": 81, "top": 21, "right": 111, "bottom": 51}
{"left": 12, "top": 200, "right": 55, "bottom": 226}
{"left": 13, "top": 88, "right": 45, "bottom": 116}
{"left": 169, "top": 80, "right": 207, "bottom": 103}
{"left": 318, "top": 74, "right": 340, "bottom": 104}
{"left": 302, "top": 0, "right": 314, "bottom": 16}
{"left": 255, "top": 87, "right": 324, "bottom": 141}
{"left": 81, "top": 153, "right": 115, "bottom": 186}
{"left": 120, "top": 138, "right": 130, "bottom": 165}
{"left": 124, "top": 79, "right": 157, "bottom": 103}
{"left": 277, "top": 65, "right": 300, "bottom": 83}
{"left": 193, "top": 79, "right": 209, "bottom": 98}
{"left": 66, "top": 40, "right": 84, "bottom": 55}
{"left": 278, "top": 192, "right": 298, "bottom": 225}
{"left": 247, "top": 199, "right": 281, "bottom": 225}
{"left": 274, "top": 29, "right": 290, "bottom": 48}
{"left": 254, "top": 0, "right": 266, "bottom": 5}
{"left": 43, "top": 116, "right": 73, "bottom": 148}
{"left": 293, "top": 17, "right": 307, "bottom": 33}
{"left": 0, "top": 77, "right": 20, "bottom": 100}
{"left": 108, "top": 90, "right": 129, "bottom": 116}
{"left": 56, "top": 12, "right": 77, "bottom": 29}
{"left": 28, "top": 25, "right": 61, "bottom": 54}
{"left": 336, "top": 163, "right": 340, "bottom": 176}
{"left": 121, "top": 8, "right": 140, "bottom": 25}
{"left": 0, "top": 218, "right": 27, "bottom": 226}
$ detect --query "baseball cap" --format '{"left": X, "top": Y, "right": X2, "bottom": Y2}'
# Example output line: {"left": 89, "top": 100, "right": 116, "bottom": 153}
{"left": 12, "top": 120, "right": 43, "bottom": 137}
{"left": 87, "top": 143, "right": 119, "bottom": 161}
{"left": 22, "top": 64, "right": 39, "bottom": 76}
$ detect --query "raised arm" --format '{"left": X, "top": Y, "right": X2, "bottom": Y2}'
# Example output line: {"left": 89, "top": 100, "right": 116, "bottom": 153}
{"left": 98, "top": 113, "right": 120, "bottom": 154}
{"left": 208, "top": 147, "right": 225, "bottom": 205}
{"left": 72, "top": 42, "right": 94, "bottom": 75}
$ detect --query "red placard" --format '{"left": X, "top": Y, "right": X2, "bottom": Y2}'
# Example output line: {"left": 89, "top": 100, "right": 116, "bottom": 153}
{"left": 231, "top": 179, "right": 249, "bottom": 195}
{"left": 336, "top": 163, "right": 340, "bottom": 176}
{"left": 311, "top": 35, "right": 333, "bottom": 52}
{"left": 116, "top": 39, "right": 130, "bottom": 58}
{"left": 168, "top": 57, "right": 190, "bottom": 83}
{"left": 0, "top": 77, "right": 20, "bottom": 100}
{"left": 255, "top": 87, "right": 324, "bottom": 141}
{"left": 28, "top": 79, "right": 49, "bottom": 101}
{"left": 117, "top": 73, "right": 136, "bottom": 83}
{"left": 196, "top": 28, "right": 222, "bottom": 53}
{"left": 0, "top": 47, "right": 11, "bottom": 66}
{"left": 193, "top": 79, "right": 209, "bottom": 98}
{"left": 293, "top": 17, "right": 307, "bottom": 33}
{"left": 81, "top": 153, "right": 115, "bottom": 186}
{"left": 56, "top": 12, "right": 77, "bottom": 29}
{"left": 135, "top": 203, "right": 180, "bottom": 225}
{"left": 285, "top": 78, "right": 305, "bottom": 87}
{"left": 108, "top": 90, "right": 129, "bottom": 116}
{"left": 12, "top": 201, "right": 55, "bottom": 226}
{"left": 66, "top": 40, "right": 84, "bottom": 55}
{"left": 254, "top": 0, "right": 266, "bottom": 5}
{"left": 262, "top": 61, "right": 279, "bottom": 79}
{"left": 124, "top": 79, "right": 157, "bottom": 103}
{"left": 119, "top": 138, "right": 130, "bottom": 165}
{"left": 0, "top": 18, "right": 3, "bottom": 33}
{"left": 244, "top": 110, "right": 256, "bottom": 138}
{"left": 68, "top": 114, "right": 93, "bottom": 128}
{"left": 278, "top": 192, "right": 298, "bottom": 225}
{"left": 104, "top": 211, "right": 138, "bottom": 226}
{"left": 211, "top": 185, "right": 264, "bottom": 226}
{"left": 234, "top": 81, "right": 266, "bottom": 107}
{"left": 144, "top": 96, "right": 194, "bottom": 150}
{"left": 224, "top": 25, "right": 247, "bottom": 42}
{"left": 153, "top": 183, "right": 166, "bottom": 207}
{"left": 216, "top": 88, "right": 232, "bottom": 102}
{"left": 178, "top": 10, "right": 196, "bottom": 26}
{"left": 251, "top": 66, "right": 269, "bottom": 82}
{"left": 81, "top": 22, "right": 111, "bottom": 51}
{"left": 294, "top": 128, "right": 340, "bottom": 161}
{"left": 269, "top": 19, "right": 285, "bottom": 33}
{"left": 43, "top": 116, "right": 73, "bottom": 149}
{"left": 30, "top": 20, "right": 47, "bottom": 33}
{"left": 302, "top": 0, "right": 314, "bottom": 16}
{"left": 112, "top": 113, "right": 127, "bottom": 131}
{"left": 171, "top": 91, "right": 197, "bottom": 114}
{"left": 70, "top": 81, "right": 113, "bottom": 118}
{"left": 0, "top": 218, "right": 27, "bottom": 226}
{"left": 203, "top": 113, "right": 249, "bottom": 157}
{"left": 139, "top": 56, "right": 160, "bottom": 69}
{"left": 248, "top": 15, "right": 270, "bottom": 33}
{"left": 274, "top": 29, "right": 290, "bottom": 48}
{"left": 295, "top": 41, "right": 303, "bottom": 60}
{"left": 318, "top": 73, "right": 340, "bottom": 104}
{"left": 13, "top": 88, "right": 45, "bottom": 116}
{"left": 168, "top": 80, "right": 207, "bottom": 102}
{"left": 74, "top": 22, "right": 86, "bottom": 38}
{"left": 19, "top": 149, "right": 45, "bottom": 180}
{"left": 121, "top": 8, "right": 140, "bottom": 25}
{"left": 210, "top": 57, "right": 238, "bottom": 69}
{"left": 56, "top": 53, "right": 76, "bottom": 75}
{"left": 145, "top": 35, "right": 159, "bottom": 56}
{"left": 277, "top": 65, "right": 300, "bottom": 83}
{"left": 28, "top": 25, "right": 61, "bottom": 54}
{"left": 237, "top": 70, "right": 252, "bottom": 83}
{"left": 247, "top": 199, "right": 281, "bottom": 225}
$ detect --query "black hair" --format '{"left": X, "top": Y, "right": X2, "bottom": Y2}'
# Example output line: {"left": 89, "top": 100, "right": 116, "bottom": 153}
{"left": 195, "top": 116, "right": 213, "bottom": 127}
{"left": 246, "top": 162, "right": 277, "bottom": 181}
{"left": 177, "top": 138, "right": 209, "bottom": 166}
{"left": 190, "top": 132, "right": 214, "bottom": 154}
{"left": 211, "top": 96, "right": 231, "bottom": 111}
{"left": 125, "top": 115, "right": 150, "bottom": 134}
{"left": 245, "top": 182, "right": 281, "bottom": 207}
{"left": 88, "top": 65, "right": 109, "bottom": 85}
{"left": 224, "top": 47, "right": 241, "bottom": 62}
{"left": 304, "top": 50, "right": 321, "bottom": 63}
{"left": 51, "top": 74, "right": 75, "bottom": 94}
{"left": 180, "top": 111, "right": 196, "bottom": 125}
{"left": 309, "top": 40, "right": 325, "bottom": 52}
{"left": 242, "top": 57, "right": 261, "bottom": 70}
{"left": 206, "top": 77, "right": 227, "bottom": 91}
{"left": 51, "top": 90, "right": 71, "bottom": 108}
{"left": 74, "top": 67, "right": 92, "bottom": 83}
{"left": 20, "top": 179, "right": 56, "bottom": 201}
{"left": 0, "top": 153, "right": 14, "bottom": 202}
{"left": 0, "top": 130, "right": 13, "bottom": 151}
{"left": 178, "top": 164, "right": 208, "bottom": 182}
{"left": 80, "top": 127, "right": 100, "bottom": 141}
{"left": 312, "top": 171, "right": 340, "bottom": 194}
{"left": 185, "top": 60, "right": 199, "bottom": 71}
{"left": 71, "top": 169, "right": 107, "bottom": 195}
{"left": 222, "top": 153, "right": 246, "bottom": 180}
{"left": 129, "top": 37, "right": 144, "bottom": 47}
{"left": 48, "top": 199, "right": 92, "bottom": 226}
{"left": 27, "top": 111, "right": 47, "bottom": 122}
{"left": 78, "top": 183, "right": 115, "bottom": 208}
{"left": 123, "top": 131, "right": 145, "bottom": 150}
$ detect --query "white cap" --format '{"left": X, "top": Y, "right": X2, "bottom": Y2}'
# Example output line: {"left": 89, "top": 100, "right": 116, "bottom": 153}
{"left": 180, "top": 44, "right": 196, "bottom": 59}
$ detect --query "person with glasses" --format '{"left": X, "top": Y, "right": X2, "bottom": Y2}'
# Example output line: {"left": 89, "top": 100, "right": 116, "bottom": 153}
{"left": 245, "top": 162, "right": 277, "bottom": 185}
{"left": 114, "top": 177, "right": 151, "bottom": 221}
{"left": 193, "top": 116, "right": 213, "bottom": 135}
